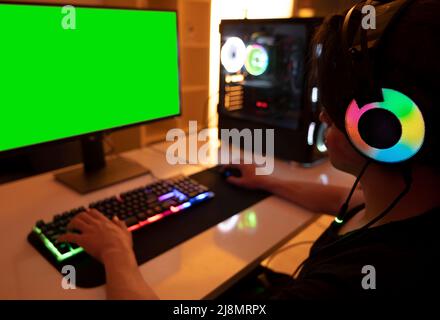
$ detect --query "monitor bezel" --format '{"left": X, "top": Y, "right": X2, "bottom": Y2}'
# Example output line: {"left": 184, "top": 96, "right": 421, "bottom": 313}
{"left": 0, "top": 1, "right": 182, "bottom": 157}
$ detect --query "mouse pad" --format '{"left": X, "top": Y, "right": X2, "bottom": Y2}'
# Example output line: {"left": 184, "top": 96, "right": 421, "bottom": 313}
{"left": 28, "top": 166, "right": 271, "bottom": 288}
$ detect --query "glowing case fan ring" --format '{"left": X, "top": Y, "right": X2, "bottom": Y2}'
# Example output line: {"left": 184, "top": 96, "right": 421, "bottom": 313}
{"left": 345, "top": 88, "right": 425, "bottom": 163}
{"left": 220, "top": 37, "right": 247, "bottom": 73}
{"left": 245, "top": 44, "right": 269, "bottom": 76}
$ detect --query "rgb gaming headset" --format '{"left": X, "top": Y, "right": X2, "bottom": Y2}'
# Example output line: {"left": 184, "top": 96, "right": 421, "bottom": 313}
{"left": 333, "top": 0, "right": 421, "bottom": 225}
{"left": 342, "top": 0, "right": 425, "bottom": 164}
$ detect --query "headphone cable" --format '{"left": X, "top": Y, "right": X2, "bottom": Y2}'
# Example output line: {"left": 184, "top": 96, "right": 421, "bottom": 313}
{"left": 291, "top": 164, "right": 413, "bottom": 279}
{"left": 335, "top": 159, "right": 371, "bottom": 224}
{"left": 357, "top": 166, "right": 412, "bottom": 231}
{"left": 290, "top": 160, "right": 371, "bottom": 278}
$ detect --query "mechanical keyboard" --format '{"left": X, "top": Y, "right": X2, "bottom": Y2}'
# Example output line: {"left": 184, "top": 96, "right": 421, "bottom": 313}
{"left": 31, "top": 175, "right": 214, "bottom": 262}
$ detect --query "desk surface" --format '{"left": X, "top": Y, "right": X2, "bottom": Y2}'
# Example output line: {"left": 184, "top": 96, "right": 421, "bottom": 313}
{"left": 0, "top": 135, "right": 353, "bottom": 299}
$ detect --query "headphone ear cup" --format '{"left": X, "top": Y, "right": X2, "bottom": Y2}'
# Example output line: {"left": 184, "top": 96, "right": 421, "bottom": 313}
{"left": 345, "top": 88, "right": 425, "bottom": 163}
{"left": 357, "top": 108, "right": 402, "bottom": 149}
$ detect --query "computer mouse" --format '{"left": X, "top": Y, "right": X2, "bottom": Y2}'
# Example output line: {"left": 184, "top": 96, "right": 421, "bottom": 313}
{"left": 221, "top": 167, "right": 242, "bottom": 179}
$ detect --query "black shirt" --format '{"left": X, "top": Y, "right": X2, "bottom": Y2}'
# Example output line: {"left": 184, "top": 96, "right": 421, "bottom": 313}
{"left": 260, "top": 205, "right": 440, "bottom": 300}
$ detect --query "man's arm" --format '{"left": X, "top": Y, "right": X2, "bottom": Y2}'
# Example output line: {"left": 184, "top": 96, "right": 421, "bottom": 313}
{"left": 103, "top": 249, "right": 158, "bottom": 300}
{"left": 262, "top": 178, "right": 363, "bottom": 216}
{"left": 58, "top": 210, "right": 158, "bottom": 300}
{"left": 224, "top": 164, "right": 363, "bottom": 216}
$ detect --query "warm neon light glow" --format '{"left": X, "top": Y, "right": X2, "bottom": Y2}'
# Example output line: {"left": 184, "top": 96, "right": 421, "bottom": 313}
{"left": 127, "top": 224, "right": 141, "bottom": 232}
{"left": 225, "top": 74, "right": 245, "bottom": 83}
{"left": 162, "top": 210, "right": 172, "bottom": 216}
{"left": 245, "top": 44, "right": 269, "bottom": 76}
{"left": 298, "top": 8, "right": 315, "bottom": 17}
{"left": 136, "top": 213, "right": 167, "bottom": 229}
{"left": 345, "top": 88, "right": 425, "bottom": 163}
{"left": 147, "top": 214, "right": 164, "bottom": 223}
{"left": 170, "top": 206, "right": 180, "bottom": 213}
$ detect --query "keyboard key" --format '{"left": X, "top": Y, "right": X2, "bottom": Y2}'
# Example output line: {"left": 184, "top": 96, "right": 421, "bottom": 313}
{"left": 36, "top": 220, "right": 45, "bottom": 228}
{"left": 104, "top": 212, "right": 114, "bottom": 219}
{"left": 56, "top": 242, "right": 70, "bottom": 254}
{"left": 50, "top": 234, "right": 59, "bottom": 243}
{"left": 124, "top": 216, "right": 138, "bottom": 227}
{"left": 45, "top": 229, "right": 56, "bottom": 237}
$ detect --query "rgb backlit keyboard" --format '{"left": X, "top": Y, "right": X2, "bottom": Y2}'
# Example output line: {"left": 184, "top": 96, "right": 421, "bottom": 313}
{"left": 31, "top": 176, "right": 214, "bottom": 262}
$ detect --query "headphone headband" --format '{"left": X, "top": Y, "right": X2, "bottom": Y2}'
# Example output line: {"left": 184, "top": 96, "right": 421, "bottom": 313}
{"left": 342, "top": 0, "right": 425, "bottom": 164}
{"left": 342, "top": 0, "right": 415, "bottom": 106}
{"left": 343, "top": 0, "right": 414, "bottom": 53}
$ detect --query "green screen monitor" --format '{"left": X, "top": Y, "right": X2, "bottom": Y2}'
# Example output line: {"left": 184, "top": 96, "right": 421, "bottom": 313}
{"left": 0, "top": 3, "right": 181, "bottom": 193}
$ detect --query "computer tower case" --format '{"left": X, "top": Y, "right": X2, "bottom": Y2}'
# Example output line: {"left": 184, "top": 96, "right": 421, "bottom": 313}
{"left": 218, "top": 18, "right": 327, "bottom": 164}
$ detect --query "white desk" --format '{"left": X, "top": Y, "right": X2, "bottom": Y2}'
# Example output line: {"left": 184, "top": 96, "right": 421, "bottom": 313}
{"left": 0, "top": 138, "right": 353, "bottom": 299}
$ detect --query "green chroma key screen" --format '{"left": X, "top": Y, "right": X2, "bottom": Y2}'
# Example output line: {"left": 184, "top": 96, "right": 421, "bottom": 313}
{"left": 0, "top": 4, "right": 180, "bottom": 152}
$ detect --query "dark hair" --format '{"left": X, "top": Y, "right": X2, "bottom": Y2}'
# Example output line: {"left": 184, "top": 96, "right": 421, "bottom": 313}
{"left": 311, "top": 0, "right": 440, "bottom": 167}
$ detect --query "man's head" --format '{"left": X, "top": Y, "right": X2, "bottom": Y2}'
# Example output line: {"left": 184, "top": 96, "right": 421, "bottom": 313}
{"left": 312, "top": 0, "right": 440, "bottom": 175}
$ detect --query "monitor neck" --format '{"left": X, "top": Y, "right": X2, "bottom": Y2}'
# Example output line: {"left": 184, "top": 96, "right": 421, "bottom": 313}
{"left": 55, "top": 133, "right": 150, "bottom": 194}
{"left": 81, "top": 134, "right": 106, "bottom": 173}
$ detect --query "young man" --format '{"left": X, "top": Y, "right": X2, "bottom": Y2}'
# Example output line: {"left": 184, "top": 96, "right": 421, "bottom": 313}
{"left": 59, "top": 0, "right": 440, "bottom": 300}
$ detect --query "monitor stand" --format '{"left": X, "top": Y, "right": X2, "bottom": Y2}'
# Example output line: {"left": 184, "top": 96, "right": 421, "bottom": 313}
{"left": 55, "top": 134, "right": 150, "bottom": 194}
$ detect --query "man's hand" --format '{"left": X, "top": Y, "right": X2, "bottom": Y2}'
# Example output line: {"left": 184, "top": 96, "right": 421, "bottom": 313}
{"left": 58, "top": 209, "right": 133, "bottom": 263}
{"left": 222, "top": 164, "right": 273, "bottom": 190}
